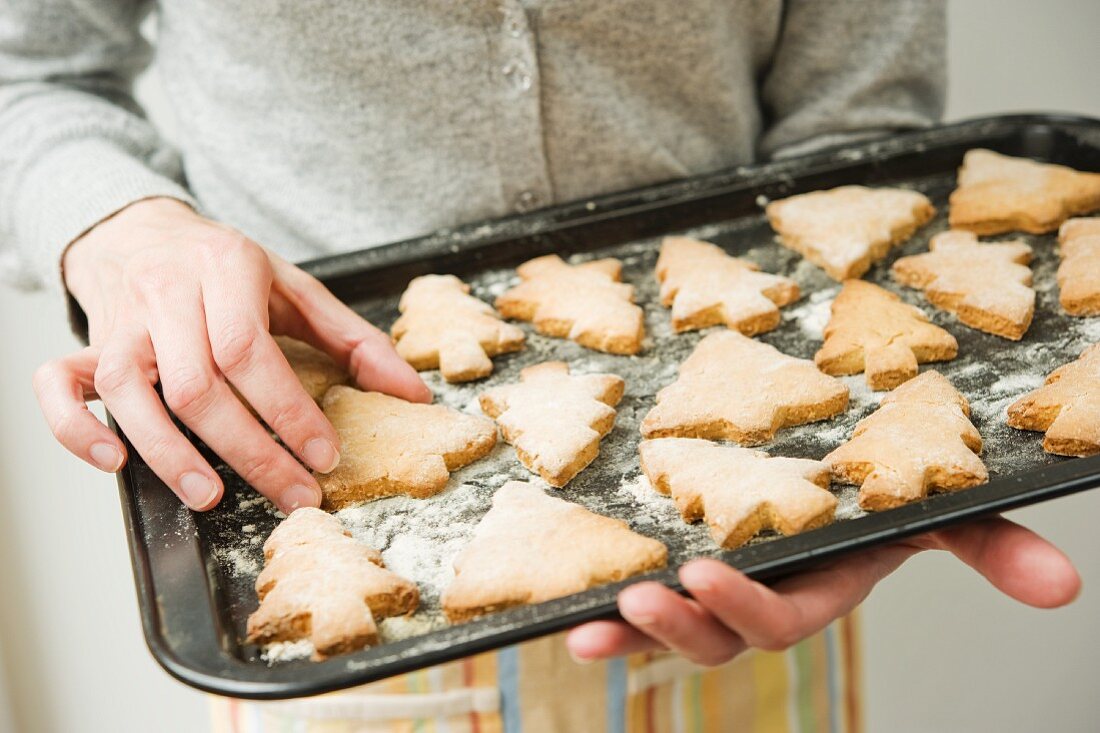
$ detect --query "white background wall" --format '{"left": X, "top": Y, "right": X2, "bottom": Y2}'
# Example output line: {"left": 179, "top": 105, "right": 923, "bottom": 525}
{"left": 1, "top": 2, "right": 1098, "bottom": 731}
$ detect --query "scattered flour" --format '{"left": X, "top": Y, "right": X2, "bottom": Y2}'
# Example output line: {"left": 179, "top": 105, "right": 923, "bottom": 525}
{"left": 261, "top": 639, "right": 314, "bottom": 665}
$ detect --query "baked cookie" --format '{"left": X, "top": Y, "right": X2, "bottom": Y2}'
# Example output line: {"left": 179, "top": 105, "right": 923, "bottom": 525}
{"left": 247, "top": 508, "right": 419, "bottom": 659}
{"left": 480, "top": 362, "right": 624, "bottom": 487}
{"left": 1057, "top": 218, "right": 1100, "bottom": 316}
{"left": 654, "top": 236, "right": 800, "bottom": 334}
{"left": 892, "top": 230, "right": 1035, "bottom": 340}
{"left": 639, "top": 438, "right": 836, "bottom": 549}
{"left": 825, "top": 371, "right": 987, "bottom": 511}
{"left": 765, "top": 185, "right": 935, "bottom": 281}
{"left": 441, "top": 481, "right": 667, "bottom": 622}
{"left": 1007, "top": 344, "right": 1100, "bottom": 457}
{"left": 275, "top": 336, "right": 350, "bottom": 404}
{"left": 948, "top": 149, "right": 1100, "bottom": 235}
{"left": 391, "top": 274, "right": 525, "bottom": 382}
{"left": 640, "top": 331, "right": 848, "bottom": 445}
{"left": 317, "top": 386, "right": 497, "bottom": 509}
{"left": 495, "top": 254, "right": 645, "bottom": 355}
{"left": 815, "top": 280, "right": 958, "bottom": 390}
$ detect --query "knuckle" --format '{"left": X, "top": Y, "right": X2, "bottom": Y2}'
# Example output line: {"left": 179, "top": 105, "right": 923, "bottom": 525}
{"left": 759, "top": 619, "right": 803, "bottom": 652}
{"left": 94, "top": 357, "right": 133, "bottom": 395}
{"left": 141, "top": 433, "right": 177, "bottom": 468}
{"left": 49, "top": 412, "right": 82, "bottom": 447}
{"left": 235, "top": 449, "right": 283, "bottom": 488}
{"left": 161, "top": 366, "right": 218, "bottom": 418}
{"left": 211, "top": 323, "right": 262, "bottom": 375}
{"left": 264, "top": 397, "right": 312, "bottom": 437}
{"left": 32, "top": 360, "right": 59, "bottom": 393}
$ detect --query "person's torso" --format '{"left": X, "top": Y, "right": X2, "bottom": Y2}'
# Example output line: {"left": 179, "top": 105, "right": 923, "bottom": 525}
{"left": 153, "top": 0, "right": 783, "bottom": 261}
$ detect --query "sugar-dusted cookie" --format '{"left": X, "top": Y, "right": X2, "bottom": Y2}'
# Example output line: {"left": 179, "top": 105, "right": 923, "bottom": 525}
{"left": 892, "top": 230, "right": 1035, "bottom": 340}
{"left": 639, "top": 438, "right": 836, "bottom": 549}
{"left": 441, "top": 481, "right": 667, "bottom": 622}
{"left": 480, "top": 362, "right": 624, "bottom": 487}
{"left": 825, "top": 371, "right": 987, "bottom": 511}
{"left": 317, "top": 386, "right": 497, "bottom": 509}
{"left": 815, "top": 280, "right": 958, "bottom": 390}
{"left": 1057, "top": 218, "right": 1100, "bottom": 316}
{"left": 247, "top": 508, "right": 419, "bottom": 659}
{"left": 391, "top": 274, "right": 525, "bottom": 382}
{"left": 275, "top": 336, "right": 350, "bottom": 404}
{"left": 654, "top": 236, "right": 800, "bottom": 335}
{"left": 1007, "top": 345, "right": 1100, "bottom": 457}
{"left": 640, "top": 331, "right": 848, "bottom": 445}
{"left": 765, "top": 185, "right": 935, "bottom": 281}
{"left": 948, "top": 149, "right": 1100, "bottom": 235}
{"left": 495, "top": 254, "right": 645, "bottom": 355}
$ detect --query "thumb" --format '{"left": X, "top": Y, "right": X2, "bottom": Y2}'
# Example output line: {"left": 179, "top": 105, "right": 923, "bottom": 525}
{"left": 921, "top": 516, "right": 1081, "bottom": 609}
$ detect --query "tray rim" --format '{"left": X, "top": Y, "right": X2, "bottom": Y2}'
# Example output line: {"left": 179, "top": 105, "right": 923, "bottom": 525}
{"left": 116, "top": 112, "right": 1100, "bottom": 699}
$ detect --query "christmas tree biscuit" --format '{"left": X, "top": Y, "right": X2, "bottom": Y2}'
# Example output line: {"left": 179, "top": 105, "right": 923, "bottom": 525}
{"left": 441, "top": 481, "right": 667, "bottom": 622}
{"left": 391, "top": 274, "right": 525, "bottom": 382}
{"left": 247, "top": 508, "right": 419, "bottom": 659}
{"left": 1007, "top": 345, "right": 1100, "bottom": 457}
{"left": 495, "top": 254, "right": 645, "bottom": 354}
{"left": 825, "top": 371, "right": 987, "bottom": 511}
{"left": 480, "top": 362, "right": 624, "bottom": 487}
{"left": 639, "top": 438, "right": 836, "bottom": 549}
{"left": 949, "top": 149, "right": 1100, "bottom": 235}
{"left": 654, "top": 236, "right": 800, "bottom": 335}
{"left": 641, "top": 331, "right": 848, "bottom": 446}
{"left": 892, "top": 230, "right": 1035, "bottom": 340}
{"left": 274, "top": 336, "right": 351, "bottom": 404}
{"left": 317, "top": 386, "right": 497, "bottom": 509}
{"left": 765, "top": 185, "right": 935, "bottom": 281}
{"left": 1057, "top": 218, "right": 1100, "bottom": 316}
{"left": 815, "top": 280, "right": 958, "bottom": 390}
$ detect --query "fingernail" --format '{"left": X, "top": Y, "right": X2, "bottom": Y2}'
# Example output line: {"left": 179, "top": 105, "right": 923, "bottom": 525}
{"left": 303, "top": 438, "right": 340, "bottom": 473}
{"left": 281, "top": 484, "right": 320, "bottom": 513}
{"left": 621, "top": 609, "right": 657, "bottom": 627}
{"left": 90, "top": 442, "right": 124, "bottom": 472}
{"left": 179, "top": 472, "right": 219, "bottom": 509}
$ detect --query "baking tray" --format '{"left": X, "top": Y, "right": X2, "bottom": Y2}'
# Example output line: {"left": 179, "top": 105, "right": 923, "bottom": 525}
{"left": 114, "top": 114, "right": 1100, "bottom": 699}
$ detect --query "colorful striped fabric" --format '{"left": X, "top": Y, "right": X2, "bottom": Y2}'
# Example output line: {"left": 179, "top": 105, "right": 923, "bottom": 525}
{"left": 211, "top": 614, "right": 860, "bottom": 733}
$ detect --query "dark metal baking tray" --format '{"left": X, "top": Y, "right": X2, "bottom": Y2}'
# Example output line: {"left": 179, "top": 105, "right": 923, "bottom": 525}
{"left": 115, "top": 114, "right": 1100, "bottom": 699}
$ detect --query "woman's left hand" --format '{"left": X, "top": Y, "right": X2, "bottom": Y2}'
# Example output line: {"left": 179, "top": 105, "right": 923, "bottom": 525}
{"left": 566, "top": 516, "right": 1080, "bottom": 665}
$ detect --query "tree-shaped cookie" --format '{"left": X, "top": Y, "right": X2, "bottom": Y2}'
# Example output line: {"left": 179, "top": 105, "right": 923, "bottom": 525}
{"left": 654, "top": 236, "right": 800, "bottom": 335}
{"left": 441, "top": 481, "right": 667, "bottom": 622}
{"left": 480, "top": 362, "right": 624, "bottom": 487}
{"left": 391, "top": 274, "right": 525, "bottom": 382}
{"left": 318, "top": 386, "right": 497, "bottom": 509}
{"left": 824, "top": 371, "right": 987, "bottom": 511}
{"left": 640, "top": 331, "right": 848, "bottom": 445}
{"left": 765, "top": 185, "right": 935, "bottom": 281}
{"left": 1057, "top": 218, "right": 1100, "bottom": 316}
{"left": 274, "top": 336, "right": 351, "bottom": 403}
{"left": 892, "top": 230, "right": 1035, "bottom": 340}
{"left": 1007, "top": 345, "right": 1100, "bottom": 457}
{"left": 247, "top": 508, "right": 419, "bottom": 659}
{"left": 815, "top": 280, "right": 958, "bottom": 390}
{"left": 495, "top": 254, "right": 645, "bottom": 354}
{"left": 948, "top": 149, "right": 1100, "bottom": 235}
{"left": 639, "top": 438, "right": 836, "bottom": 549}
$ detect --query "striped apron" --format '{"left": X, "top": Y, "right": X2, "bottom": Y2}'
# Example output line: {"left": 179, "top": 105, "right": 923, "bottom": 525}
{"left": 211, "top": 614, "right": 860, "bottom": 733}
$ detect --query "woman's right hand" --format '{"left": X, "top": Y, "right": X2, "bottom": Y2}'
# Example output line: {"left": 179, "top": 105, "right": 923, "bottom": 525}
{"left": 33, "top": 197, "right": 430, "bottom": 514}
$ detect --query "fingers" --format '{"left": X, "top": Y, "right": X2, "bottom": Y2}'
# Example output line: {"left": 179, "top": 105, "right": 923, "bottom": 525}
{"left": 93, "top": 327, "right": 225, "bottom": 510}
{"left": 33, "top": 347, "right": 127, "bottom": 473}
{"left": 144, "top": 286, "right": 322, "bottom": 515}
{"left": 268, "top": 254, "right": 431, "bottom": 403}
{"left": 679, "top": 550, "right": 912, "bottom": 651}
{"left": 614, "top": 581, "right": 747, "bottom": 666}
{"left": 927, "top": 516, "right": 1082, "bottom": 608}
{"left": 202, "top": 260, "right": 341, "bottom": 474}
{"left": 565, "top": 621, "right": 663, "bottom": 662}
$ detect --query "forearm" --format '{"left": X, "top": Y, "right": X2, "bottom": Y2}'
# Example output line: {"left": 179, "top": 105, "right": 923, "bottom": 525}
{"left": 0, "top": 0, "right": 194, "bottom": 291}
